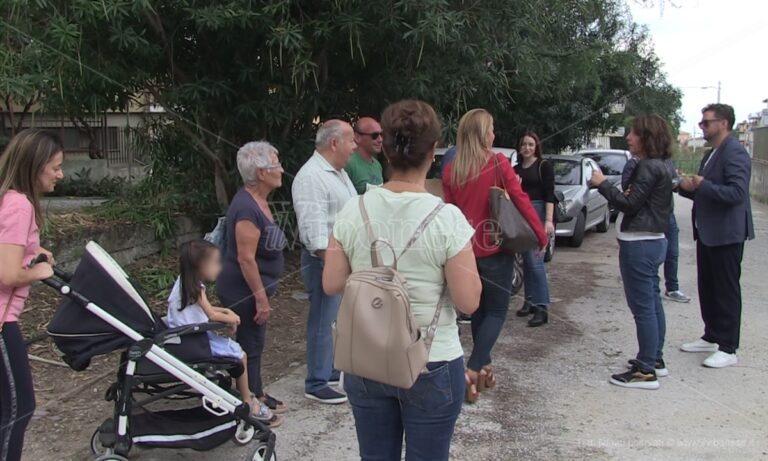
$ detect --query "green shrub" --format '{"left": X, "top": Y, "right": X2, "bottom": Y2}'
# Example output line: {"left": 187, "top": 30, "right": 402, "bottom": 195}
{"left": 49, "top": 167, "right": 127, "bottom": 197}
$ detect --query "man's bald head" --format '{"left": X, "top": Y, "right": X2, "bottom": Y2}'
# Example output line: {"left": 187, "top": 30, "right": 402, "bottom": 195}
{"left": 354, "top": 117, "right": 383, "bottom": 158}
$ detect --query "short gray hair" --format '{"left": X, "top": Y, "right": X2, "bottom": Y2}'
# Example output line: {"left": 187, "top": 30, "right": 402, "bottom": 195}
{"left": 237, "top": 141, "right": 277, "bottom": 185}
{"left": 315, "top": 119, "right": 348, "bottom": 149}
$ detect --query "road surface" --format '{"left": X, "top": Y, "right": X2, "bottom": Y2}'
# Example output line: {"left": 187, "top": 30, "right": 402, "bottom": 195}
{"left": 89, "top": 195, "right": 768, "bottom": 461}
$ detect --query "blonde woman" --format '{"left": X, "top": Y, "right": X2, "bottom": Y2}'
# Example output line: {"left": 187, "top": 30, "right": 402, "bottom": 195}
{"left": 442, "top": 109, "right": 547, "bottom": 401}
{"left": 1, "top": 130, "right": 62, "bottom": 460}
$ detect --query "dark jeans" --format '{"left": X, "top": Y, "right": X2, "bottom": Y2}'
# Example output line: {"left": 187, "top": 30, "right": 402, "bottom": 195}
{"left": 1, "top": 323, "right": 36, "bottom": 461}
{"left": 344, "top": 357, "right": 464, "bottom": 461}
{"left": 618, "top": 239, "right": 667, "bottom": 373}
{"left": 697, "top": 241, "right": 744, "bottom": 354}
{"left": 468, "top": 251, "right": 515, "bottom": 372}
{"left": 522, "top": 200, "right": 551, "bottom": 307}
{"left": 664, "top": 214, "right": 680, "bottom": 292}
{"left": 300, "top": 249, "right": 342, "bottom": 393}
{"left": 217, "top": 292, "right": 267, "bottom": 397}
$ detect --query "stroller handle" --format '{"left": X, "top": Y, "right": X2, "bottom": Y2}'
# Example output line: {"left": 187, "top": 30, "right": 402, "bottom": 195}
{"left": 30, "top": 253, "right": 73, "bottom": 282}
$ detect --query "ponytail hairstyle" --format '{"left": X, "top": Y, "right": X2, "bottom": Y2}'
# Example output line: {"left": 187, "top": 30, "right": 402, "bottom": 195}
{"left": 380, "top": 100, "right": 442, "bottom": 171}
{"left": 0, "top": 129, "right": 64, "bottom": 225}
{"left": 178, "top": 240, "right": 219, "bottom": 310}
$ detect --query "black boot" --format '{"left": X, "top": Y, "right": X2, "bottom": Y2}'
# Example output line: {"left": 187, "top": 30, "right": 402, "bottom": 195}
{"left": 516, "top": 300, "right": 533, "bottom": 317}
{"left": 528, "top": 306, "right": 548, "bottom": 327}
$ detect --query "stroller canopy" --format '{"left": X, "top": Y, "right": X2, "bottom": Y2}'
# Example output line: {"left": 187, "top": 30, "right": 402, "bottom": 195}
{"left": 48, "top": 241, "right": 162, "bottom": 370}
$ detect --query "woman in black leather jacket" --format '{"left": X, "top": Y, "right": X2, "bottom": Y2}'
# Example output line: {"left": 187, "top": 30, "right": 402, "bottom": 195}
{"left": 591, "top": 114, "right": 673, "bottom": 390}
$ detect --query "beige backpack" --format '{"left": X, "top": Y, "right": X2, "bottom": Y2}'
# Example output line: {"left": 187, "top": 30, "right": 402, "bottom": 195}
{"left": 332, "top": 196, "right": 446, "bottom": 389}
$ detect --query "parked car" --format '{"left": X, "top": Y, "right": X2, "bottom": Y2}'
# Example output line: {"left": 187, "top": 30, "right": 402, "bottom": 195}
{"left": 548, "top": 155, "right": 611, "bottom": 247}
{"left": 577, "top": 149, "right": 631, "bottom": 218}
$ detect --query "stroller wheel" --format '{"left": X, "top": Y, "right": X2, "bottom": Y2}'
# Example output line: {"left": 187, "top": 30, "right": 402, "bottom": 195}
{"left": 90, "top": 429, "right": 112, "bottom": 456}
{"left": 94, "top": 455, "right": 129, "bottom": 461}
{"left": 248, "top": 442, "right": 277, "bottom": 461}
{"left": 233, "top": 420, "right": 256, "bottom": 445}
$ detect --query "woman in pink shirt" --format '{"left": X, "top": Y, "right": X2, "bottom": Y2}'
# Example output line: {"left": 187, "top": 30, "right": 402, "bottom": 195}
{"left": 0, "top": 129, "right": 63, "bottom": 461}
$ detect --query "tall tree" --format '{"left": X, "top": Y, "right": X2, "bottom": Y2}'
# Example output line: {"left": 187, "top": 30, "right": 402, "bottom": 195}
{"left": 1, "top": 0, "right": 681, "bottom": 207}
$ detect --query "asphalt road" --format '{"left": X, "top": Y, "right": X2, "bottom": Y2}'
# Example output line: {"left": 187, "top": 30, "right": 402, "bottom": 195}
{"left": 104, "top": 195, "right": 768, "bottom": 461}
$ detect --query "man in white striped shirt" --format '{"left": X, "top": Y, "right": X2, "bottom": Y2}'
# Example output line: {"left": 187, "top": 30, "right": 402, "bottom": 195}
{"left": 292, "top": 120, "right": 357, "bottom": 404}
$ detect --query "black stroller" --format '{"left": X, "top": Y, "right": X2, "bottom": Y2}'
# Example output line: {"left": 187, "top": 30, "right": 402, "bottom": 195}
{"left": 41, "top": 241, "right": 276, "bottom": 461}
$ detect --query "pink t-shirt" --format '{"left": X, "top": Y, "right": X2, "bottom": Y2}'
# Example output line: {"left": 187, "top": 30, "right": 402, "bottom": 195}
{"left": 0, "top": 190, "right": 40, "bottom": 323}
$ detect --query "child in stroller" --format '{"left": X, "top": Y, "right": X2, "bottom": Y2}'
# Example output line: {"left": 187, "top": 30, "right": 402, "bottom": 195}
{"left": 168, "top": 240, "right": 284, "bottom": 428}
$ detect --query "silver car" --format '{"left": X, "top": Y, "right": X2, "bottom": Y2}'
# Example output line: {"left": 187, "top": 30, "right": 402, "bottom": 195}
{"left": 548, "top": 155, "right": 611, "bottom": 248}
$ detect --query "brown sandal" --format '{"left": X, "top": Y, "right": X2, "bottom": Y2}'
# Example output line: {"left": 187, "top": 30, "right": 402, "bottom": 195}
{"left": 464, "top": 370, "right": 480, "bottom": 403}
{"left": 480, "top": 365, "right": 496, "bottom": 390}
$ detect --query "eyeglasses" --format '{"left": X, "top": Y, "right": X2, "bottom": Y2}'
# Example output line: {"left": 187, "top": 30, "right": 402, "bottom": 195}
{"left": 355, "top": 131, "right": 383, "bottom": 140}
{"left": 699, "top": 118, "right": 723, "bottom": 128}
{"left": 261, "top": 162, "right": 282, "bottom": 170}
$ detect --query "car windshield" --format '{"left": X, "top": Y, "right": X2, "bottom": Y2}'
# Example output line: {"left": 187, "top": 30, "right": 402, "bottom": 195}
{"left": 583, "top": 153, "right": 627, "bottom": 176}
{"left": 552, "top": 159, "right": 581, "bottom": 186}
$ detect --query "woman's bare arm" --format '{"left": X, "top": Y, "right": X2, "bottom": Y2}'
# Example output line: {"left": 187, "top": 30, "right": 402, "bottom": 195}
{"left": 444, "top": 242, "right": 481, "bottom": 314}
{"left": 0, "top": 244, "right": 52, "bottom": 287}
{"left": 322, "top": 235, "right": 350, "bottom": 295}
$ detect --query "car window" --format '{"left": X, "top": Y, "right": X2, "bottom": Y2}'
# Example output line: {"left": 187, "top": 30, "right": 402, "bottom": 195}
{"left": 584, "top": 153, "right": 627, "bottom": 175}
{"left": 552, "top": 159, "right": 582, "bottom": 186}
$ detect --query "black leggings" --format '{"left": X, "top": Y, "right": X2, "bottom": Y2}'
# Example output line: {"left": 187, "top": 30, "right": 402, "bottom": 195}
{"left": 0, "top": 322, "right": 36, "bottom": 461}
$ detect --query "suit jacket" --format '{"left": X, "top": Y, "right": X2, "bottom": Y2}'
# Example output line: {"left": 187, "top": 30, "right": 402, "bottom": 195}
{"left": 679, "top": 135, "right": 754, "bottom": 246}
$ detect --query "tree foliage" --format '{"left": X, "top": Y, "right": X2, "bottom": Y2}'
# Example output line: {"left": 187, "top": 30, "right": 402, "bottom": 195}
{"left": 1, "top": 0, "right": 681, "bottom": 207}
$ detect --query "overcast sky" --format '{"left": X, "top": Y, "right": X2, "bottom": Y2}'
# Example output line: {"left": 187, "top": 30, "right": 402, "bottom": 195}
{"left": 627, "top": 0, "right": 768, "bottom": 136}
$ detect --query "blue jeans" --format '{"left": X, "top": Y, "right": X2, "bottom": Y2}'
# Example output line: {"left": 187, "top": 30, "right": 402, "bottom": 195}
{"left": 344, "top": 357, "right": 464, "bottom": 461}
{"left": 618, "top": 239, "right": 667, "bottom": 373}
{"left": 664, "top": 214, "right": 680, "bottom": 292}
{"left": 300, "top": 249, "right": 342, "bottom": 393}
{"left": 468, "top": 251, "right": 515, "bottom": 372}
{"left": 522, "top": 200, "right": 551, "bottom": 308}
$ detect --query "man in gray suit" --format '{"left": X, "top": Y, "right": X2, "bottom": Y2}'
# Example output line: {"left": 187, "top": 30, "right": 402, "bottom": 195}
{"left": 678, "top": 103, "right": 755, "bottom": 368}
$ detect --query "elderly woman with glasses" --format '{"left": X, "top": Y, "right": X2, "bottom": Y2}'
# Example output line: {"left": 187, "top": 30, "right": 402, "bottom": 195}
{"left": 216, "top": 141, "right": 288, "bottom": 423}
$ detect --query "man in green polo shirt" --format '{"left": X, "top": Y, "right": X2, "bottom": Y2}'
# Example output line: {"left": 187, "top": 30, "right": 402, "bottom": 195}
{"left": 345, "top": 117, "right": 384, "bottom": 194}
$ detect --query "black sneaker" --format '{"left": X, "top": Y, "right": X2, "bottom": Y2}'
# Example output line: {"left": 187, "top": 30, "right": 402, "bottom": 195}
{"left": 328, "top": 370, "right": 341, "bottom": 386}
{"left": 457, "top": 313, "right": 472, "bottom": 325}
{"left": 305, "top": 386, "right": 348, "bottom": 404}
{"left": 626, "top": 358, "right": 669, "bottom": 377}
{"left": 610, "top": 366, "right": 659, "bottom": 390}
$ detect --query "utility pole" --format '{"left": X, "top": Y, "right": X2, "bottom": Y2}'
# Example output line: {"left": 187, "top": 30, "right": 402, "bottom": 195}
{"left": 717, "top": 81, "right": 721, "bottom": 103}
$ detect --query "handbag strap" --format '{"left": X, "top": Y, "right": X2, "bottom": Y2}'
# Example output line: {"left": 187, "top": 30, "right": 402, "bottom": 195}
{"left": 492, "top": 155, "right": 506, "bottom": 192}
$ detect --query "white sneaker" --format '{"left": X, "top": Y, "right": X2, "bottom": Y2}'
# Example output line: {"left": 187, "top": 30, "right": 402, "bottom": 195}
{"left": 703, "top": 351, "right": 738, "bottom": 368}
{"left": 680, "top": 338, "right": 718, "bottom": 353}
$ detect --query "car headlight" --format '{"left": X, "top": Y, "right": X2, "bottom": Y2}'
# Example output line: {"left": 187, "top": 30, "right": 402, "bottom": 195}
{"left": 564, "top": 199, "right": 574, "bottom": 210}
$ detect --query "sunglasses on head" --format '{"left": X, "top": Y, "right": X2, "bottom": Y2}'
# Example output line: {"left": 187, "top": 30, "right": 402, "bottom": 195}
{"left": 699, "top": 118, "right": 723, "bottom": 128}
{"left": 355, "top": 130, "right": 383, "bottom": 140}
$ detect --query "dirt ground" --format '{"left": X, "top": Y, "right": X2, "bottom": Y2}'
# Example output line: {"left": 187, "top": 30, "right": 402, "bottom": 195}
{"left": 20, "top": 251, "right": 309, "bottom": 461}
{"left": 19, "top": 196, "right": 768, "bottom": 460}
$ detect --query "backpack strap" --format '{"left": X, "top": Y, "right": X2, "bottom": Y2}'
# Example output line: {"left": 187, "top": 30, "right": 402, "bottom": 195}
{"left": 358, "top": 196, "right": 383, "bottom": 267}
{"left": 398, "top": 202, "right": 445, "bottom": 260}
{"left": 423, "top": 286, "right": 447, "bottom": 353}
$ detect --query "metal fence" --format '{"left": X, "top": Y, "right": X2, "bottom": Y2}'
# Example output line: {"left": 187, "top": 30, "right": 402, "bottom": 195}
{"left": 1, "top": 112, "right": 143, "bottom": 168}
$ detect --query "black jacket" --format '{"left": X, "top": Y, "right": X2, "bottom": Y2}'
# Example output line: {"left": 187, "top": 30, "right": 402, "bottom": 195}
{"left": 598, "top": 158, "right": 672, "bottom": 233}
